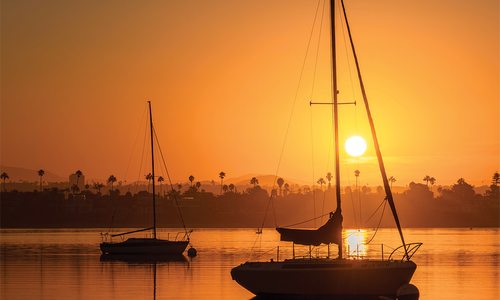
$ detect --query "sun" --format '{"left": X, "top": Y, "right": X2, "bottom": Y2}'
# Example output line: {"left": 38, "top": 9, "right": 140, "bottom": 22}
{"left": 345, "top": 135, "right": 367, "bottom": 157}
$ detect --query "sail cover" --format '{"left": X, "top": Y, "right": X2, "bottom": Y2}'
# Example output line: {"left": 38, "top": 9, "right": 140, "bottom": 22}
{"left": 276, "top": 209, "right": 343, "bottom": 246}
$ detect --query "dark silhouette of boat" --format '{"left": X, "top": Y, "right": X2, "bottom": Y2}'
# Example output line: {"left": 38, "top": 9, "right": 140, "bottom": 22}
{"left": 100, "top": 101, "right": 190, "bottom": 256}
{"left": 231, "top": 1, "right": 421, "bottom": 298}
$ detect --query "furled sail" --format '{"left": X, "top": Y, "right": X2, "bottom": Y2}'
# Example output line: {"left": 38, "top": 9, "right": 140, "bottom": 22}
{"left": 276, "top": 209, "right": 343, "bottom": 246}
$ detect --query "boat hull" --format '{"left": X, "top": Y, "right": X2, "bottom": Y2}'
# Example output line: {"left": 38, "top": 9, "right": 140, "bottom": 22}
{"left": 231, "top": 259, "right": 416, "bottom": 299}
{"left": 100, "top": 238, "right": 189, "bottom": 255}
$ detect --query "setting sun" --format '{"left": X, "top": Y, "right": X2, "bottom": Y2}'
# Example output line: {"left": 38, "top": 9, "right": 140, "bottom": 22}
{"left": 345, "top": 136, "right": 367, "bottom": 157}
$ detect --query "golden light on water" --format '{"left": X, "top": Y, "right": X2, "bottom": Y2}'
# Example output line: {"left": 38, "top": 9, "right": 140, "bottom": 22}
{"left": 344, "top": 136, "right": 367, "bottom": 157}
{"left": 345, "top": 229, "right": 368, "bottom": 257}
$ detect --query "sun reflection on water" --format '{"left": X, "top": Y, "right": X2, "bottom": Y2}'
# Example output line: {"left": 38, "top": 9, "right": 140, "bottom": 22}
{"left": 345, "top": 229, "right": 368, "bottom": 258}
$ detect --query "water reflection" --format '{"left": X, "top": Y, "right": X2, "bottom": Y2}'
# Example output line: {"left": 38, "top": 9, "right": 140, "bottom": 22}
{"left": 345, "top": 229, "right": 368, "bottom": 258}
{"left": 100, "top": 254, "right": 189, "bottom": 264}
{"left": 1, "top": 228, "right": 499, "bottom": 300}
{"left": 99, "top": 255, "right": 190, "bottom": 300}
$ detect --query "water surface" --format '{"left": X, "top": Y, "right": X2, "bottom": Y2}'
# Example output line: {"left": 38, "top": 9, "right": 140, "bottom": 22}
{"left": 1, "top": 228, "right": 498, "bottom": 299}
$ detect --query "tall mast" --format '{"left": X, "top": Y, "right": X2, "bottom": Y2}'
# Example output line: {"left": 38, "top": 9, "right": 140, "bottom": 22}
{"left": 148, "top": 101, "right": 157, "bottom": 239}
{"left": 330, "top": 0, "right": 343, "bottom": 259}
{"left": 340, "top": 0, "right": 409, "bottom": 260}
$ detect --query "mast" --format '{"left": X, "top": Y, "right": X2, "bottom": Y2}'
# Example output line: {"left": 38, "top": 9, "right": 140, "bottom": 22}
{"left": 330, "top": 0, "right": 343, "bottom": 259}
{"left": 339, "top": 0, "right": 409, "bottom": 260}
{"left": 148, "top": 101, "right": 157, "bottom": 239}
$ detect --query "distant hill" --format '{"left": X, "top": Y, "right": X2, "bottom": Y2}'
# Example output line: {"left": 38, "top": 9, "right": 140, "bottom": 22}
{"left": 0, "top": 166, "right": 65, "bottom": 182}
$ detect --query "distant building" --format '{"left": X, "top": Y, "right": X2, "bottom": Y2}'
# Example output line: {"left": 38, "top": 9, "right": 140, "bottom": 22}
{"left": 69, "top": 173, "right": 85, "bottom": 192}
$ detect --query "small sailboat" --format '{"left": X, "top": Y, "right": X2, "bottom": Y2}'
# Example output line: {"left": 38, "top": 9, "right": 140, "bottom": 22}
{"left": 100, "top": 101, "right": 190, "bottom": 256}
{"left": 231, "top": 0, "right": 421, "bottom": 298}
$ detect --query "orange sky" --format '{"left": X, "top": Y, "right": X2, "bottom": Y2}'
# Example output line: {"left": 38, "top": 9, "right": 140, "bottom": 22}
{"left": 1, "top": 0, "right": 498, "bottom": 187}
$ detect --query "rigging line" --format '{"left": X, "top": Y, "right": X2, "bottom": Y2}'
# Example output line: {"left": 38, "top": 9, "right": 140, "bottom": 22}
{"left": 337, "top": 0, "right": 361, "bottom": 225}
{"left": 260, "top": 0, "right": 322, "bottom": 229}
{"left": 310, "top": 0, "right": 327, "bottom": 97}
{"left": 152, "top": 126, "right": 189, "bottom": 236}
{"left": 358, "top": 172, "right": 362, "bottom": 228}
{"left": 136, "top": 109, "right": 149, "bottom": 193}
{"left": 123, "top": 105, "right": 148, "bottom": 183}
{"left": 281, "top": 211, "right": 331, "bottom": 228}
{"left": 248, "top": 230, "right": 264, "bottom": 260}
{"left": 274, "top": 0, "right": 322, "bottom": 181}
{"left": 308, "top": 0, "right": 325, "bottom": 227}
{"left": 364, "top": 198, "right": 386, "bottom": 224}
{"left": 348, "top": 184, "right": 359, "bottom": 228}
{"left": 310, "top": 108, "right": 316, "bottom": 227}
{"left": 340, "top": 0, "right": 409, "bottom": 260}
{"left": 365, "top": 200, "right": 387, "bottom": 245}
{"left": 337, "top": 0, "right": 357, "bottom": 105}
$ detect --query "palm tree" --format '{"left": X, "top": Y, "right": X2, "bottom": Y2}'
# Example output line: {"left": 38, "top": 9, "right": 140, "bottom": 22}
{"left": 195, "top": 181, "right": 201, "bottom": 191}
{"left": 222, "top": 184, "right": 229, "bottom": 193}
{"left": 316, "top": 177, "right": 325, "bottom": 191}
{"left": 284, "top": 183, "right": 290, "bottom": 196}
{"left": 145, "top": 173, "right": 153, "bottom": 192}
{"left": 158, "top": 176, "right": 165, "bottom": 196}
{"left": 388, "top": 176, "right": 396, "bottom": 189}
{"left": 189, "top": 175, "right": 195, "bottom": 187}
{"left": 38, "top": 169, "right": 45, "bottom": 191}
{"left": 277, "top": 177, "right": 285, "bottom": 196}
{"left": 326, "top": 172, "right": 333, "bottom": 190}
{"left": 429, "top": 177, "right": 436, "bottom": 191}
{"left": 75, "top": 170, "right": 83, "bottom": 187}
{"left": 423, "top": 175, "right": 432, "bottom": 187}
{"left": 219, "top": 171, "right": 226, "bottom": 194}
{"left": 1, "top": 172, "right": 9, "bottom": 192}
{"left": 93, "top": 182, "right": 104, "bottom": 194}
{"left": 228, "top": 183, "right": 235, "bottom": 193}
{"left": 250, "top": 177, "right": 259, "bottom": 188}
{"left": 107, "top": 175, "right": 117, "bottom": 193}
{"left": 492, "top": 172, "right": 500, "bottom": 186}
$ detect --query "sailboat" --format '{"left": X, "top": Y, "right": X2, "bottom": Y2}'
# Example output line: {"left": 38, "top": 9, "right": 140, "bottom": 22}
{"left": 100, "top": 101, "right": 190, "bottom": 256}
{"left": 231, "top": 0, "right": 421, "bottom": 298}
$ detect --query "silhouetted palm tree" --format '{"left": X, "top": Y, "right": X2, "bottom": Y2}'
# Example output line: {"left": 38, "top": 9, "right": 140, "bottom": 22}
{"left": 1, "top": 172, "right": 9, "bottom": 192}
{"left": 250, "top": 177, "right": 259, "bottom": 188}
{"left": 75, "top": 170, "right": 83, "bottom": 188}
{"left": 222, "top": 184, "right": 229, "bottom": 193}
{"left": 492, "top": 172, "right": 500, "bottom": 186}
{"left": 38, "top": 169, "right": 45, "bottom": 191}
{"left": 284, "top": 183, "right": 290, "bottom": 196}
{"left": 219, "top": 171, "right": 226, "bottom": 194}
{"left": 423, "top": 175, "right": 432, "bottom": 187}
{"left": 158, "top": 176, "right": 164, "bottom": 196}
{"left": 228, "top": 183, "right": 235, "bottom": 193}
{"left": 277, "top": 177, "right": 285, "bottom": 196}
{"left": 195, "top": 181, "right": 201, "bottom": 191}
{"left": 93, "top": 182, "right": 104, "bottom": 194}
{"left": 145, "top": 173, "right": 153, "bottom": 192}
{"left": 388, "top": 176, "right": 396, "bottom": 188}
{"left": 326, "top": 172, "right": 333, "bottom": 190}
{"left": 316, "top": 178, "right": 325, "bottom": 191}
{"left": 429, "top": 177, "right": 436, "bottom": 190}
{"left": 354, "top": 170, "right": 360, "bottom": 190}
{"left": 189, "top": 175, "right": 195, "bottom": 187}
{"left": 107, "top": 175, "right": 117, "bottom": 193}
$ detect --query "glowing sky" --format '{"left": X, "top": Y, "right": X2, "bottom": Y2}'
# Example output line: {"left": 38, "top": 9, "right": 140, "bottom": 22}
{"left": 1, "top": 0, "right": 498, "bottom": 186}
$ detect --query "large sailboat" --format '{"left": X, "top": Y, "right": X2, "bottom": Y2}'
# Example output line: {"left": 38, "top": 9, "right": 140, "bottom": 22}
{"left": 231, "top": 0, "right": 421, "bottom": 298}
{"left": 100, "top": 101, "right": 190, "bottom": 256}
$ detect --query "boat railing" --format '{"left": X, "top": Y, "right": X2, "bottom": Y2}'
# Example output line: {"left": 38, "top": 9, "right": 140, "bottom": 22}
{"left": 388, "top": 242, "right": 423, "bottom": 261}
{"left": 100, "top": 229, "right": 192, "bottom": 242}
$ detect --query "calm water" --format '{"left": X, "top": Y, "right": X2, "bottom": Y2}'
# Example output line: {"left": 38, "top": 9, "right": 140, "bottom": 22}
{"left": 1, "top": 228, "right": 498, "bottom": 299}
